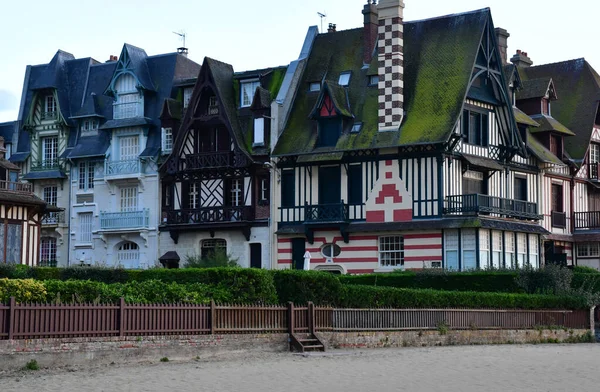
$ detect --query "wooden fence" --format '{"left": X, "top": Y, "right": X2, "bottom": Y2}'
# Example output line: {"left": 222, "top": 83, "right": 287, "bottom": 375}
{"left": 0, "top": 298, "right": 591, "bottom": 340}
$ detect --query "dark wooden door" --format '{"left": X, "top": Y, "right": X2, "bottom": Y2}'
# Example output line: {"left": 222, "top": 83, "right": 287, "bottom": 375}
{"left": 291, "top": 238, "right": 306, "bottom": 270}
{"left": 250, "top": 243, "right": 262, "bottom": 269}
{"left": 319, "top": 166, "right": 341, "bottom": 205}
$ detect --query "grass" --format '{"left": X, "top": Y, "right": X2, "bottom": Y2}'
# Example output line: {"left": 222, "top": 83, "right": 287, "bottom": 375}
{"left": 160, "top": 357, "right": 169, "bottom": 363}
{"left": 24, "top": 359, "right": 39, "bottom": 371}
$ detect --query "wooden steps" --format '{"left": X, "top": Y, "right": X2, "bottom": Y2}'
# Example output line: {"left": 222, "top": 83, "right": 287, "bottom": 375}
{"left": 290, "top": 333, "right": 325, "bottom": 352}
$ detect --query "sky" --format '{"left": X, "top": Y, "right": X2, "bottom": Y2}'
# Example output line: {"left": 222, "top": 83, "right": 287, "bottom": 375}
{"left": 0, "top": 0, "right": 597, "bottom": 123}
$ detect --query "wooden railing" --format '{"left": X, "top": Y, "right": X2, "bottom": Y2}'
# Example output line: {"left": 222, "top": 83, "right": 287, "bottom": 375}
{"left": 184, "top": 151, "right": 234, "bottom": 169}
{"left": 0, "top": 298, "right": 591, "bottom": 341}
{"left": 0, "top": 180, "right": 33, "bottom": 194}
{"left": 574, "top": 211, "right": 600, "bottom": 230}
{"left": 279, "top": 202, "right": 364, "bottom": 224}
{"left": 444, "top": 194, "right": 541, "bottom": 220}
{"left": 164, "top": 206, "right": 254, "bottom": 225}
{"left": 551, "top": 211, "right": 567, "bottom": 229}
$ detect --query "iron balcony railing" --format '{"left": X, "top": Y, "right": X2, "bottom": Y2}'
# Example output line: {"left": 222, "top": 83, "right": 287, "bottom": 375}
{"left": 444, "top": 194, "right": 541, "bottom": 220}
{"left": 100, "top": 210, "right": 150, "bottom": 230}
{"left": 104, "top": 159, "right": 143, "bottom": 178}
{"left": 31, "top": 159, "right": 62, "bottom": 171}
{"left": 41, "top": 111, "right": 58, "bottom": 121}
{"left": 279, "top": 202, "right": 361, "bottom": 224}
{"left": 0, "top": 180, "right": 33, "bottom": 194}
{"left": 42, "top": 211, "right": 65, "bottom": 226}
{"left": 589, "top": 163, "right": 600, "bottom": 180}
{"left": 574, "top": 211, "right": 600, "bottom": 230}
{"left": 164, "top": 206, "right": 254, "bottom": 225}
{"left": 113, "top": 102, "right": 142, "bottom": 119}
{"left": 551, "top": 211, "right": 567, "bottom": 229}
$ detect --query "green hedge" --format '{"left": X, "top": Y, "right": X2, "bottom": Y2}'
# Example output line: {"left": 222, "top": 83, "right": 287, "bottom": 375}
{"left": 271, "top": 270, "right": 342, "bottom": 305}
{"left": 338, "top": 284, "right": 589, "bottom": 309}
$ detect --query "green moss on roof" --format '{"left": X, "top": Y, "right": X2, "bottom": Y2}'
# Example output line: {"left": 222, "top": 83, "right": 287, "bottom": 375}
{"left": 529, "top": 115, "right": 575, "bottom": 136}
{"left": 513, "top": 107, "right": 539, "bottom": 127}
{"left": 526, "top": 130, "right": 564, "bottom": 165}
{"left": 267, "top": 67, "right": 286, "bottom": 99}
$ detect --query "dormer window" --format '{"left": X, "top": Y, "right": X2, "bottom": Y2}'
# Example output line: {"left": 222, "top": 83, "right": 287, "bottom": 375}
{"left": 550, "top": 134, "right": 562, "bottom": 158}
{"left": 162, "top": 127, "right": 173, "bottom": 152}
{"left": 369, "top": 75, "right": 379, "bottom": 87}
{"left": 183, "top": 87, "right": 193, "bottom": 109}
{"left": 43, "top": 95, "right": 57, "bottom": 120}
{"left": 81, "top": 119, "right": 98, "bottom": 134}
{"left": 240, "top": 80, "right": 260, "bottom": 108}
{"left": 591, "top": 144, "right": 600, "bottom": 164}
{"left": 114, "top": 74, "right": 142, "bottom": 119}
{"left": 253, "top": 117, "right": 265, "bottom": 146}
{"left": 542, "top": 98, "right": 551, "bottom": 115}
{"left": 318, "top": 118, "right": 341, "bottom": 147}
{"left": 338, "top": 72, "right": 351, "bottom": 86}
{"left": 309, "top": 82, "right": 321, "bottom": 92}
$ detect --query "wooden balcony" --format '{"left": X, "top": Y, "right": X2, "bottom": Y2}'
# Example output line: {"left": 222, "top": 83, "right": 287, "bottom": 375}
{"left": 163, "top": 206, "right": 254, "bottom": 225}
{"left": 551, "top": 211, "right": 567, "bottom": 229}
{"left": 574, "top": 211, "right": 600, "bottom": 230}
{"left": 279, "top": 202, "right": 365, "bottom": 224}
{"left": 100, "top": 210, "right": 150, "bottom": 231}
{"left": 184, "top": 151, "right": 235, "bottom": 170}
{"left": 104, "top": 159, "right": 144, "bottom": 179}
{"left": 444, "top": 194, "right": 541, "bottom": 220}
{"left": 0, "top": 180, "right": 33, "bottom": 194}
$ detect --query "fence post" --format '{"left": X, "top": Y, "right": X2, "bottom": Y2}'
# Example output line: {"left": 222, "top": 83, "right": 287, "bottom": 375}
{"left": 308, "top": 301, "right": 315, "bottom": 334}
{"left": 288, "top": 302, "right": 294, "bottom": 335}
{"left": 590, "top": 306, "right": 596, "bottom": 335}
{"left": 210, "top": 300, "right": 216, "bottom": 335}
{"left": 8, "top": 296, "right": 15, "bottom": 340}
{"left": 118, "top": 297, "right": 125, "bottom": 337}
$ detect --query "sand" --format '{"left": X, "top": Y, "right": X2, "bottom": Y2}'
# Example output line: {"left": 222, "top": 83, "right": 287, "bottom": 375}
{"left": 1, "top": 344, "right": 599, "bottom": 392}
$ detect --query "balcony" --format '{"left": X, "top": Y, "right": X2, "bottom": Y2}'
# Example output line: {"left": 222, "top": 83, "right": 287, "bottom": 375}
{"left": 113, "top": 102, "right": 142, "bottom": 120}
{"left": 42, "top": 211, "right": 65, "bottom": 226}
{"left": 104, "top": 159, "right": 144, "bottom": 179}
{"left": 164, "top": 206, "right": 254, "bottom": 225}
{"left": 574, "top": 212, "right": 600, "bottom": 230}
{"left": 0, "top": 180, "right": 33, "bottom": 194}
{"left": 589, "top": 163, "right": 600, "bottom": 181}
{"left": 100, "top": 210, "right": 150, "bottom": 231}
{"left": 444, "top": 194, "right": 541, "bottom": 220}
{"left": 551, "top": 211, "right": 567, "bottom": 229}
{"left": 31, "top": 159, "right": 62, "bottom": 171}
{"left": 41, "top": 111, "right": 58, "bottom": 121}
{"left": 279, "top": 202, "right": 365, "bottom": 224}
{"left": 184, "top": 151, "right": 234, "bottom": 170}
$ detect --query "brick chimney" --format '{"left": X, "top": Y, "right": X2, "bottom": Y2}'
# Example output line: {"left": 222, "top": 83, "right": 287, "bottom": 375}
{"left": 363, "top": 1, "right": 378, "bottom": 64}
{"left": 511, "top": 49, "right": 533, "bottom": 68}
{"left": 377, "top": 0, "right": 405, "bottom": 132}
{"left": 105, "top": 55, "right": 118, "bottom": 63}
{"left": 495, "top": 28, "right": 510, "bottom": 65}
{"left": 327, "top": 23, "right": 337, "bottom": 33}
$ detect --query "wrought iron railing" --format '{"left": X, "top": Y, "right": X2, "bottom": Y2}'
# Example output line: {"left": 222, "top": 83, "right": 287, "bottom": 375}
{"left": 100, "top": 210, "right": 150, "bottom": 230}
{"left": 184, "top": 151, "right": 234, "bottom": 170}
{"left": 0, "top": 180, "right": 33, "bottom": 194}
{"left": 104, "top": 159, "right": 143, "bottom": 177}
{"left": 41, "top": 111, "right": 58, "bottom": 121}
{"left": 589, "top": 163, "right": 600, "bottom": 180}
{"left": 444, "top": 194, "right": 541, "bottom": 220}
{"left": 164, "top": 206, "right": 254, "bottom": 225}
{"left": 279, "top": 202, "right": 358, "bottom": 224}
{"left": 113, "top": 102, "right": 142, "bottom": 119}
{"left": 42, "top": 211, "right": 65, "bottom": 225}
{"left": 551, "top": 211, "right": 567, "bottom": 229}
{"left": 574, "top": 211, "right": 600, "bottom": 230}
{"left": 31, "top": 159, "right": 61, "bottom": 171}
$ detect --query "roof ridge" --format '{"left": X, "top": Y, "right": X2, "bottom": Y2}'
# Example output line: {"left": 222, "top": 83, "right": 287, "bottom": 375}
{"left": 405, "top": 7, "right": 489, "bottom": 25}
{"left": 529, "top": 57, "right": 586, "bottom": 69}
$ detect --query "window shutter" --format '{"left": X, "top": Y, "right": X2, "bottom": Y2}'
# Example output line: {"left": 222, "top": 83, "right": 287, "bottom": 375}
{"left": 253, "top": 118, "right": 265, "bottom": 145}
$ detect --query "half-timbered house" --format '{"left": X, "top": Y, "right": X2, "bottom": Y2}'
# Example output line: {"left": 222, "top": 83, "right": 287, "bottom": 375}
{"left": 159, "top": 58, "right": 287, "bottom": 268}
{"left": 271, "top": 1, "right": 549, "bottom": 273}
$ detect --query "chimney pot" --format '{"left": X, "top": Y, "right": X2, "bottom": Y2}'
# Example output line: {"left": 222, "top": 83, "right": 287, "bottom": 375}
{"left": 511, "top": 49, "right": 533, "bottom": 68}
{"left": 327, "top": 23, "right": 337, "bottom": 33}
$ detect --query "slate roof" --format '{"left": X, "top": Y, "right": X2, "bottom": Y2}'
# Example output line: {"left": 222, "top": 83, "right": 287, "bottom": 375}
{"left": 0, "top": 121, "right": 17, "bottom": 144}
{"left": 0, "top": 191, "right": 47, "bottom": 207}
{"left": 528, "top": 114, "right": 575, "bottom": 136}
{"left": 513, "top": 107, "right": 539, "bottom": 127}
{"left": 273, "top": 8, "right": 492, "bottom": 156}
{"left": 517, "top": 58, "right": 600, "bottom": 160}
{"left": 516, "top": 78, "right": 553, "bottom": 100}
{"left": 526, "top": 130, "right": 565, "bottom": 165}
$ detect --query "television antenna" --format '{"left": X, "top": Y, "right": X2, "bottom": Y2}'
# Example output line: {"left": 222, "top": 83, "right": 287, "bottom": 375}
{"left": 317, "top": 12, "right": 327, "bottom": 33}
{"left": 173, "top": 30, "right": 186, "bottom": 48}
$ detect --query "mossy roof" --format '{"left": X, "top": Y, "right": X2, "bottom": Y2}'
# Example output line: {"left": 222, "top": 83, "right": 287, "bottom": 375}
{"left": 273, "top": 8, "right": 490, "bottom": 156}
{"left": 515, "top": 78, "right": 553, "bottom": 100}
{"left": 528, "top": 114, "right": 575, "bottom": 136}
{"left": 513, "top": 107, "right": 539, "bottom": 127}
{"left": 526, "top": 130, "right": 564, "bottom": 165}
{"left": 518, "top": 59, "right": 600, "bottom": 160}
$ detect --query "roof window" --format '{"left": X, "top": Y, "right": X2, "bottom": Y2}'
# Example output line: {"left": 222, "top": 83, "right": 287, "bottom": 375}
{"left": 338, "top": 72, "right": 351, "bottom": 87}
{"left": 351, "top": 122, "right": 363, "bottom": 133}
{"left": 309, "top": 82, "right": 321, "bottom": 92}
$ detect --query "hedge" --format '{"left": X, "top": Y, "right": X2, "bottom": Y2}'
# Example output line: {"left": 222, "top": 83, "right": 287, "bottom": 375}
{"left": 271, "top": 270, "right": 343, "bottom": 305}
{"left": 338, "top": 284, "right": 589, "bottom": 310}
{"left": 0, "top": 278, "right": 47, "bottom": 303}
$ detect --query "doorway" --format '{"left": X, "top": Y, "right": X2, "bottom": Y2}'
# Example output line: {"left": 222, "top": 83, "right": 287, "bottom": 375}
{"left": 250, "top": 243, "right": 262, "bottom": 269}
{"left": 291, "top": 238, "right": 306, "bottom": 270}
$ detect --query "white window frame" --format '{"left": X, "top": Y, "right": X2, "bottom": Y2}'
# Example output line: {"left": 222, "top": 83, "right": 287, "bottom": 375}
{"left": 253, "top": 117, "right": 265, "bottom": 146}
{"left": 201, "top": 239, "right": 227, "bottom": 258}
{"left": 230, "top": 179, "right": 243, "bottom": 207}
{"left": 183, "top": 87, "right": 193, "bottom": 109}
{"left": 591, "top": 144, "right": 600, "bottom": 164}
{"left": 40, "top": 237, "right": 57, "bottom": 265}
{"left": 42, "top": 136, "right": 58, "bottom": 164}
{"left": 189, "top": 182, "right": 199, "bottom": 209}
{"left": 119, "top": 135, "right": 139, "bottom": 161}
{"left": 479, "top": 229, "right": 490, "bottom": 269}
{"left": 78, "top": 161, "right": 95, "bottom": 191}
{"left": 162, "top": 127, "right": 173, "bottom": 152}
{"left": 369, "top": 75, "right": 379, "bottom": 86}
{"left": 309, "top": 82, "right": 321, "bottom": 92}
{"left": 45, "top": 95, "right": 56, "bottom": 113}
{"left": 79, "top": 212, "right": 93, "bottom": 243}
{"left": 529, "top": 235, "right": 539, "bottom": 268}
{"left": 577, "top": 242, "right": 600, "bottom": 258}
{"left": 120, "top": 187, "right": 138, "bottom": 212}
{"left": 43, "top": 186, "right": 58, "bottom": 206}
{"left": 113, "top": 74, "right": 142, "bottom": 119}
{"left": 260, "top": 178, "right": 269, "bottom": 202}
{"left": 492, "top": 230, "right": 503, "bottom": 269}
{"left": 461, "top": 229, "right": 477, "bottom": 271}
{"left": 378, "top": 235, "right": 404, "bottom": 268}
{"left": 240, "top": 80, "right": 260, "bottom": 108}
{"left": 81, "top": 119, "right": 98, "bottom": 134}
{"left": 445, "top": 230, "right": 459, "bottom": 271}
{"left": 117, "top": 241, "right": 140, "bottom": 268}
{"left": 505, "top": 233, "right": 515, "bottom": 269}
{"left": 517, "top": 233, "right": 527, "bottom": 268}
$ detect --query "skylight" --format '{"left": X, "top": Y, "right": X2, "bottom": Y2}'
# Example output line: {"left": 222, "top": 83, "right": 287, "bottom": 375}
{"left": 338, "top": 72, "right": 351, "bottom": 86}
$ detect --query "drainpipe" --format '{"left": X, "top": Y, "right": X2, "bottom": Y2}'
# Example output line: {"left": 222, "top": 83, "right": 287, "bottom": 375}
{"left": 66, "top": 160, "right": 72, "bottom": 267}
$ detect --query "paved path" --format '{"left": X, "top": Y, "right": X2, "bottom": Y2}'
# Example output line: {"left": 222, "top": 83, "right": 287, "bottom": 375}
{"left": 2, "top": 344, "right": 599, "bottom": 391}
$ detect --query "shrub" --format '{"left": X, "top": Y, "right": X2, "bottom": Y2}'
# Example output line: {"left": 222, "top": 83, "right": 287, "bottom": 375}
{"left": 271, "top": 270, "right": 343, "bottom": 305}
{"left": 0, "top": 264, "right": 29, "bottom": 279}
{"left": 572, "top": 266, "right": 600, "bottom": 274}
{"left": 24, "top": 360, "right": 40, "bottom": 371}
{"left": 59, "top": 267, "right": 131, "bottom": 284}
{"left": 515, "top": 265, "right": 573, "bottom": 295}
{"left": 337, "top": 284, "right": 588, "bottom": 309}
{"left": 0, "top": 278, "right": 47, "bottom": 303}
{"left": 184, "top": 249, "right": 238, "bottom": 268}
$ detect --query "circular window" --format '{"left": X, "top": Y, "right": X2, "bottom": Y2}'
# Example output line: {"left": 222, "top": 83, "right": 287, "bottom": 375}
{"left": 321, "top": 243, "right": 341, "bottom": 258}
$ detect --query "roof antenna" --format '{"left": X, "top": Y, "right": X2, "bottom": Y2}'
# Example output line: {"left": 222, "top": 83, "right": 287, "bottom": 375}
{"left": 317, "top": 12, "right": 327, "bottom": 33}
{"left": 173, "top": 31, "right": 188, "bottom": 57}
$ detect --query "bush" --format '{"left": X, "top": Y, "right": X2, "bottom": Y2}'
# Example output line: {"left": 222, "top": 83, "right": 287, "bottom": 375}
{"left": 0, "top": 264, "right": 29, "bottom": 279}
{"left": 0, "top": 278, "right": 47, "bottom": 303}
{"left": 515, "top": 265, "right": 573, "bottom": 295}
{"left": 572, "top": 266, "right": 600, "bottom": 274}
{"left": 337, "top": 284, "right": 589, "bottom": 309}
{"left": 271, "top": 270, "right": 343, "bottom": 305}
{"left": 184, "top": 249, "right": 238, "bottom": 268}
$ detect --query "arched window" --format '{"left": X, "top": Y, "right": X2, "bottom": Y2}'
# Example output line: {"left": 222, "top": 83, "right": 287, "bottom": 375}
{"left": 117, "top": 241, "right": 140, "bottom": 268}
{"left": 40, "top": 237, "right": 57, "bottom": 267}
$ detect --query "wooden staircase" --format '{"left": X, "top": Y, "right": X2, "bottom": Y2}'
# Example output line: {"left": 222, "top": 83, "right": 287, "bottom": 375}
{"left": 290, "top": 333, "right": 325, "bottom": 352}
{"left": 288, "top": 302, "right": 325, "bottom": 352}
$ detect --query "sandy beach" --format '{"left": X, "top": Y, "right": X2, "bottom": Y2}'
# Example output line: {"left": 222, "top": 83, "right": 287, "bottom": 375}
{"left": 1, "top": 344, "right": 598, "bottom": 392}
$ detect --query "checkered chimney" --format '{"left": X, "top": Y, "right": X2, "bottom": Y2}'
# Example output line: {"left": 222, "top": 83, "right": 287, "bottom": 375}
{"left": 377, "top": 0, "right": 405, "bottom": 132}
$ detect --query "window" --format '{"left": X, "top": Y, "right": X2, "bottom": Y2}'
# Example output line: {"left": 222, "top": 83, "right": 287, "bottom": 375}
{"left": 514, "top": 177, "right": 527, "bottom": 201}
{"left": 78, "top": 161, "right": 95, "bottom": 190}
{"left": 117, "top": 241, "right": 140, "bottom": 268}
{"left": 114, "top": 74, "right": 142, "bottom": 119}
{"left": 462, "top": 170, "right": 485, "bottom": 195}
{"left": 281, "top": 169, "right": 295, "bottom": 208}
{"left": 240, "top": 80, "right": 260, "bottom": 107}
{"left": 318, "top": 118, "right": 341, "bottom": 147}
{"left": 260, "top": 177, "right": 269, "bottom": 203}
{"left": 42, "top": 136, "right": 58, "bottom": 165}
{"left": 479, "top": 229, "right": 490, "bottom": 269}
{"left": 444, "top": 230, "right": 459, "bottom": 270}
{"left": 461, "top": 109, "right": 488, "bottom": 146}
{"left": 462, "top": 229, "right": 477, "bottom": 271}
{"left": 505, "top": 233, "right": 515, "bottom": 268}
{"left": 162, "top": 128, "right": 173, "bottom": 152}
{"left": 3, "top": 223, "right": 22, "bottom": 264}
{"left": 43, "top": 186, "right": 57, "bottom": 206}
{"left": 230, "top": 179, "right": 243, "bottom": 207}
{"left": 81, "top": 119, "right": 98, "bottom": 134}
{"left": 119, "top": 135, "right": 139, "bottom": 161}
{"left": 120, "top": 187, "right": 138, "bottom": 212}
{"left": 351, "top": 123, "right": 362, "bottom": 133}
{"left": 189, "top": 182, "right": 199, "bottom": 209}
{"left": 379, "top": 236, "right": 404, "bottom": 268}
{"left": 183, "top": 87, "right": 193, "bottom": 109}
{"left": 591, "top": 144, "right": 600, "bottom": 164}
{"left": 79, "top": 212, "right": 93, "bottom": 243}
{"left": 162, "top": 184, "right": 172, "bottom": 208}
{"left": 517, "top": 233, "right": 527, "bottom": 268}
{"left": 492, "top": 231, "right": 503, "bottom": 269}
{"left": 551, "top": 184, "right": 563, "bottom": 212}
{"left": 309, "top": 82, "right": 320, "bottom": 92}
{"left": 45, "top": 95, "right": 56, "bottom": 113}
{"left": 542, "top": 98, "right": 550, "bottom": 115}
{"left": 550, "top": 135, "right": 562, "bottom": 158}
{"left": 338, "top": 72, "right": 351, "bottom": 86}
{"left": 577, "top": 242, "right": 600, "bottom": 258}
{"left": 5, "top": 143, "right": 11, "bottom": 160}
{"left": 347, "top": 164, "right": 362, "bottom": 205}
{"left": 321, "top": 243, "right": 341, "bottom": 259}
{"left": 40, "top": 238, "right": 57, "bottom": 267}
{"left": 253, "top": 117, "right": 265, "bottom": 146}
{"left": 201, "top": 239, "right": 226, "bottom": 259}
{"left": 529, "top": 235, "right": 539, "bottom": 268}
{"left": 368, "top": 75, "right": 379, "bottom": 86}
{"left": 208, "top": 96, "right": 219, "bottom": 115}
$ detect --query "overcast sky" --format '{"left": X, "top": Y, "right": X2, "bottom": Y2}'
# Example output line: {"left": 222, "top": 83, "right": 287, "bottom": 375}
{"left": 0, "top": 0, "right": 595, "bottom": 123}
